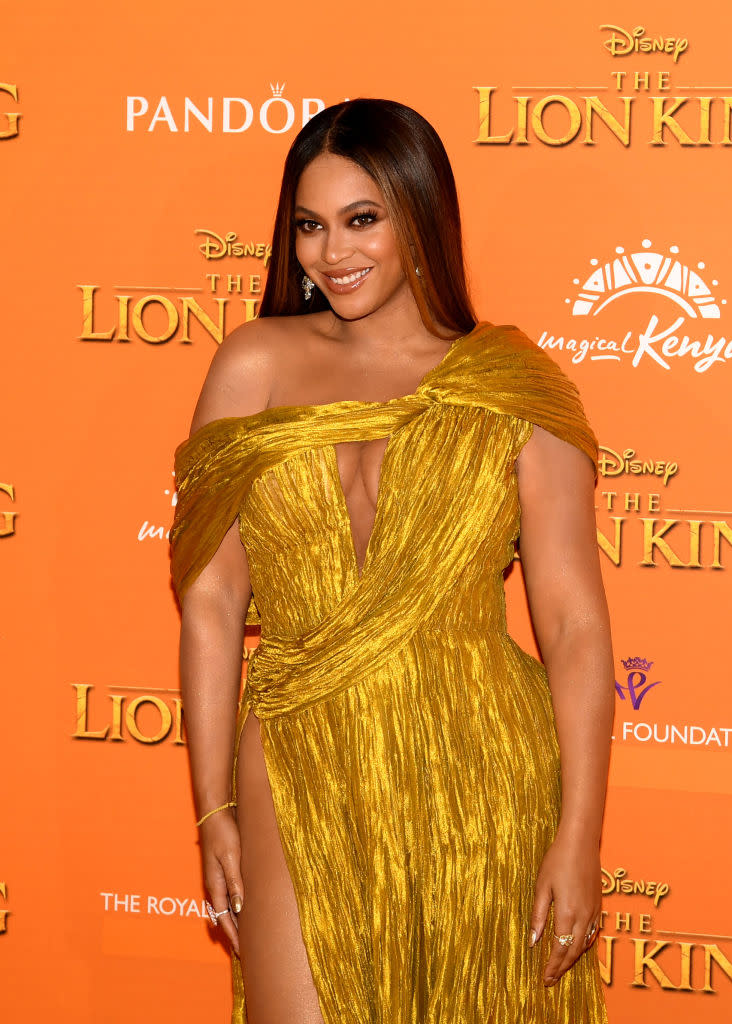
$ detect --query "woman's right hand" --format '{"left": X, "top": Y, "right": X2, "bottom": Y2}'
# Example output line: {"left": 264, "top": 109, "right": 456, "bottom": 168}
{"left": 200, "top": 810, "right": 244, "bottom": 957}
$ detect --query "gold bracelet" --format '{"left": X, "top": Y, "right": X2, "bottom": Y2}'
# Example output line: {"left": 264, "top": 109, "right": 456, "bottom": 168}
{"left": 195, "top": 800, "right": 237, "bottom": 827}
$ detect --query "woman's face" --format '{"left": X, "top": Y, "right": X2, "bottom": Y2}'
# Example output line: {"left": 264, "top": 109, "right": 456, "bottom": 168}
{"left": 293, "top": 152, "right": 410, "bottom": 320}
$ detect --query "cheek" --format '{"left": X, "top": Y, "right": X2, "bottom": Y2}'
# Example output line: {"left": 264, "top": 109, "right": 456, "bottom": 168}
{"left": 295, "top": 233, "right": 320, "bottom": 266}
{"left": 361, "top": 228, "right": 403, "bottom": 272}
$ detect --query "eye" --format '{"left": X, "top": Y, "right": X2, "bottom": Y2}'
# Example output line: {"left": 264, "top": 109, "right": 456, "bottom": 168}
{"left": 294, "top": 218, "right": 321, "bottom": 233}
{"left": 351, "top": 209, "right": 379, "bottom": 227}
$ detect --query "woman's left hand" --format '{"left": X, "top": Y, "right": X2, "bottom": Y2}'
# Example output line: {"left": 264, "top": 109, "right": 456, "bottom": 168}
{"left": 529, "top": 831, "right": 602, "bottom": 987}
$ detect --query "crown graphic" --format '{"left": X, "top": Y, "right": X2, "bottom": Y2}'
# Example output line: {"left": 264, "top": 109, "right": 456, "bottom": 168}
{"left": 570, "top": 242, "right": 721, "bottom": 320}
{"left": 621, "top": 656, "right": 654, "bottom": 672}
{"left": 269, "top": 82, "right": 286, "bottom": 97}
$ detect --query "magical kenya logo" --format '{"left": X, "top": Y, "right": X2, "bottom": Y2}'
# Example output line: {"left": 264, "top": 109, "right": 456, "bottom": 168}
{"left": 539, "top": 238, "right": 731, "bottom": 374}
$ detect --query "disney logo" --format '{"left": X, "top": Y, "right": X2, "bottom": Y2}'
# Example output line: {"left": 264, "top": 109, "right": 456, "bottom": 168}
{"left": 600, "top": 24, "right": 689, "bottom": 63}
{"left": 602, "top": 867, "right": 670, "bottom": 906}
{"left": 598, "top": 446, "right": 678, "bottom": 486}
{"left": 195, "top": 229, "right": 272, "bottom": 266}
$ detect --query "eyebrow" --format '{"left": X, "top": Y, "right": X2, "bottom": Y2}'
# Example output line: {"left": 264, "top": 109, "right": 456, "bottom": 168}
{"left": 294, "top": 199, "right": 384, "bottom": 217}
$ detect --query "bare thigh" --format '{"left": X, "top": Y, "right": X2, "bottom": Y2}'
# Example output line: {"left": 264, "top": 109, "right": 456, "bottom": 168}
{"left": 236, "top": 709, "right": 326, "bottom": 1024}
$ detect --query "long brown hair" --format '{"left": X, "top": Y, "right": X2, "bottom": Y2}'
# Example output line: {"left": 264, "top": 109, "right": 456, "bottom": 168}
{"left": 258, "top": 98, "right": 477, "bottom": 337}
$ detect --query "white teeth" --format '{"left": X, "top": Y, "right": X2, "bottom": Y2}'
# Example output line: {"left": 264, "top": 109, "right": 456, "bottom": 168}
{"left": 329, "top": 268, "right": 370, "bottom": 285}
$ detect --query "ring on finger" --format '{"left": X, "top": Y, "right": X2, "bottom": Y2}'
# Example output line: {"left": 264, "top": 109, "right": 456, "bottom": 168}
{"left": 585, "top": 920, "right": 599, "bottom": 944}
{"left": 205, "top": 900, "right": 231, "bottom": 927}
{"left": 553, "top": 932, "right": 575, "bottom": 947}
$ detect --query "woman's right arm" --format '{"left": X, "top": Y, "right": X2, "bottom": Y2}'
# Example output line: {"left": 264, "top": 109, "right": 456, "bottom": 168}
{"left": 179, "top": 522, "right": 251, "bottom": 955}
{"left": 176, "top": 320, "right": 275, "bottom": 956}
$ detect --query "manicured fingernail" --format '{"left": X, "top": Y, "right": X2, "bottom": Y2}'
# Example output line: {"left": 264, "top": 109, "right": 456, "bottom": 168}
{"left": 530, "top": 929, "right": 537, "bottom": 947}
{"left": 232, "top": 896, "right": 242, "bottom": 914}
{"left": 545, "top": 976, "right": 556, "bottom": 986}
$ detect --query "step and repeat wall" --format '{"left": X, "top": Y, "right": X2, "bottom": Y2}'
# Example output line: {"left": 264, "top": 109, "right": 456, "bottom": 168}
{"left": 2, "top": 2, "right": 731, "bottom": 1021}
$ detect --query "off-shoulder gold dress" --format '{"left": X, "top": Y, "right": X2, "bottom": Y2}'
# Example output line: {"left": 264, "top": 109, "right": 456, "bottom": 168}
{"left": 170, "top": 321, "right": 608, "bottom": 1024}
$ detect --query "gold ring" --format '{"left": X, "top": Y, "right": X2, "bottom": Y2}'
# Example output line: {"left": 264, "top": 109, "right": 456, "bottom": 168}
{"left": 554, "top": 932, "right": 575, "bottom": 947}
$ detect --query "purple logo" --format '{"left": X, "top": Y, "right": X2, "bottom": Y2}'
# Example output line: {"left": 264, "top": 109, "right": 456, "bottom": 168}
{"left": 615, "top": 657, "right": 663, "bottom": 710}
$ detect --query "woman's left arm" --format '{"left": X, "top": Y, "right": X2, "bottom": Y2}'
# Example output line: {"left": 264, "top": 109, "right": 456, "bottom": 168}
{"left": 515, "top": 423, "right": 615, "bottom": 987}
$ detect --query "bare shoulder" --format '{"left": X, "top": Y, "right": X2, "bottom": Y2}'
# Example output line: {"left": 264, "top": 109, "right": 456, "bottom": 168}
{"left": 516, "top": 424, "right": 596, "bottom": 502}
{"left": 188, "top": 314, "right": 327, "bottom": 433}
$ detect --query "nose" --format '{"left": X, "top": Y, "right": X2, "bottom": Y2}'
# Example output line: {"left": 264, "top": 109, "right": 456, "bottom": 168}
{"left": 320, "top": 225, "right": 354, "bottom": 265}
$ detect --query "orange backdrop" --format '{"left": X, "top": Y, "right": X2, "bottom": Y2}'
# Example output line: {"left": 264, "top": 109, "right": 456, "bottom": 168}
{"left": 2, "top": 2, "right": 731, "bottom": 1021}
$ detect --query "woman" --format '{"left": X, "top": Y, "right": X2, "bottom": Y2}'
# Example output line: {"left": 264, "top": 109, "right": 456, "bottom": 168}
{"left": 170, "top": 98, "right": 614, "bottom": 1024}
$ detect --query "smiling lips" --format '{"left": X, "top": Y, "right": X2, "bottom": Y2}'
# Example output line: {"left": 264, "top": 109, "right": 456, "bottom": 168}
{"left": 320, "top": 266, "right": 372, "bottom": 293}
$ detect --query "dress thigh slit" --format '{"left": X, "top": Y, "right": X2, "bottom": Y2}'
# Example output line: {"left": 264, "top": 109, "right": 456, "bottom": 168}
{"left": 235, "top": 708, "right": 326, "bottom": 1024}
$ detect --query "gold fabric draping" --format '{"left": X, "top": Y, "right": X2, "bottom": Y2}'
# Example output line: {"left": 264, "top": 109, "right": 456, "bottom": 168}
{"left": 170, "top": 322, "right": 606, "bottom": 1023}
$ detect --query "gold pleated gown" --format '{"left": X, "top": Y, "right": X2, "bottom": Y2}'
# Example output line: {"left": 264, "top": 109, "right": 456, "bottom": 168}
{"left": 170, "top": 321, "right": 608, "bottom": 1024}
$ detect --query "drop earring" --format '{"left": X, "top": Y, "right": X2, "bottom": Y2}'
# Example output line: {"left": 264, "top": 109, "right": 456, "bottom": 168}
{"left": 302, "top": 275, "right": 314, "bottom": 301}
{"left": 415, "top": 266, "right": 422, "bottom": 278}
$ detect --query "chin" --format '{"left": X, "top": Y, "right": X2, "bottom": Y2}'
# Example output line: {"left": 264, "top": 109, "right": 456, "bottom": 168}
{"left": 329, "top": 286, "right": 406, "bottom": 318}
{"left": 325, "top": 294, "right": 380, "bottom": 318}
{"left": 327, "top": 305, "right": 376, "bottom": 323}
